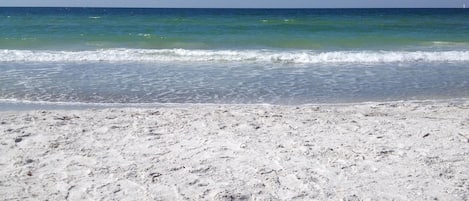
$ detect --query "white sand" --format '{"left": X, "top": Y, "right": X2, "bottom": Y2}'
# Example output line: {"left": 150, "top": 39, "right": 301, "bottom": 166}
{"left": 0, "top": 101, "right": 468, "bottom": 200}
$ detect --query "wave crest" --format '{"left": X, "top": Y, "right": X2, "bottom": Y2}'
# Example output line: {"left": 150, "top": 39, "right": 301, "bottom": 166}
{"left": 1, "top": 49, "right": 469, "bottom": 64}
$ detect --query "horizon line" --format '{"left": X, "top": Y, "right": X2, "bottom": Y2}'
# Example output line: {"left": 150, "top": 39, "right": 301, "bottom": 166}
{"left": 0, "top": 6, "right": 465, "bottom": 9}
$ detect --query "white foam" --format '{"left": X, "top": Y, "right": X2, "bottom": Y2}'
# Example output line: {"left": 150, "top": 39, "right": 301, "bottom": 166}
{"left": 1, "top": 49, "right": 469, "bottom": 64}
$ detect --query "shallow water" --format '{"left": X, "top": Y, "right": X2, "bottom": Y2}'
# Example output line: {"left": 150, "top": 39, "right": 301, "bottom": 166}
{"left": 1, "top": 61, "right": 468, "bottom": 105}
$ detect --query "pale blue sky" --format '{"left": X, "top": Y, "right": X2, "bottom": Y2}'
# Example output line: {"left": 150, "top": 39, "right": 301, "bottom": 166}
{"left": 0, "top": 0, "right": 468, "bottom": 8}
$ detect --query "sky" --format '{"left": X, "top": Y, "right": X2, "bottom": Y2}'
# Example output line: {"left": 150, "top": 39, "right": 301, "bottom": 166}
{"left": 0, "top": 0, "right": 468, "bottom": 8}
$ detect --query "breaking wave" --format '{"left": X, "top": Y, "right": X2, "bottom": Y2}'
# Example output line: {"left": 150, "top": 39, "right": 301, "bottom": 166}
{"left": 1, "top": 49, "right": 469, "bottom": 64}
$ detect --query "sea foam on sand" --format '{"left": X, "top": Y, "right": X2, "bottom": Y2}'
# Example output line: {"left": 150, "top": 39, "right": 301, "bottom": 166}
{"left": 0, "top": 101, "right": 468, "bottom": 200}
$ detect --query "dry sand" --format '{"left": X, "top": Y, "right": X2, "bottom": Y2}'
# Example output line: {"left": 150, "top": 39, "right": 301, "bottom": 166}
{"left": 0, "top": 101, "right": 468, "bottom": 200}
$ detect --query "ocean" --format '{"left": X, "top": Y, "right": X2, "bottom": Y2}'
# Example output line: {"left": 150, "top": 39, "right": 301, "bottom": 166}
{"left": 0, "top": 7, "right": 468, "bottom": 107}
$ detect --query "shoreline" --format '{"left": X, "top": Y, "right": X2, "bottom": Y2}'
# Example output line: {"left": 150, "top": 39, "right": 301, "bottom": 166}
{"left": 1, "top": 97, "right": 468, "bottom": 111}
{"left": 1, "top": 100, "right": 468, "bottom": 200}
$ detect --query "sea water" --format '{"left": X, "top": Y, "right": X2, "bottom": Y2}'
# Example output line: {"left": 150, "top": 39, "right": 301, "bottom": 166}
{"left": 0, "top": 8, "right": 468, "bottom": 107}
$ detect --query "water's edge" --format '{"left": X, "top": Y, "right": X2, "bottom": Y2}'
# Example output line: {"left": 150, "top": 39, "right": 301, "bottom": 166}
{"left": 1, "top": 97, "right": 468, "bottom": 111}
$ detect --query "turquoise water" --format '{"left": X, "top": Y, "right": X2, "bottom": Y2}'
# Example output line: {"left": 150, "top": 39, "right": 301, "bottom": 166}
{"left": 0, "top": 8, "right": 468, "bottom": 105}
{"left": 2, "top": 8, "right": 469, "bottom": 50}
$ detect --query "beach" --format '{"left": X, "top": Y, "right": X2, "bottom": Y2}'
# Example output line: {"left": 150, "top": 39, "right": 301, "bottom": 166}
{"left": 1, "top": 100, "right": 468, "bottom": 200}
{"left": 1, "top": 7, "right": 469, "bottom": 201}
